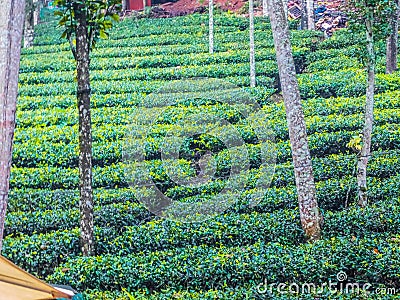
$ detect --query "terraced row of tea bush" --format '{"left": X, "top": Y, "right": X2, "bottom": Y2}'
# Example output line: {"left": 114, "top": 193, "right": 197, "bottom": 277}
{"left": 5, "top": 11, "right": 400, "bottom": 299}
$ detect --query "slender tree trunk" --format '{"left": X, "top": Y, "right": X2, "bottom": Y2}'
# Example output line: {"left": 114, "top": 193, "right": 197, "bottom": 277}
{"left": 306, "top": 0, "right": 314, "bottom": 30}
{"left": 267, "top": 0, "right": 321, "bottom": 241}
{"left": 263, "top": 0, "right": 268, "bottom": 17}
{"left": 301, "top": 0, "right": 314, "bottom": 30}
{"left": 122, "top": 0, "right": 127, "bottom": 11}
{"left": 283, "top": 0, "right": 288, "bottom": 19}
{"left": 386, "top": 0, "right": 399, "bottom": 74}
{"left": 249, "top": 0, "right": 256, "bottom": 87}
{"left": 300, "top": 0, "right": 307, "bottom": 30}
{"left": 357, "top": 16, "right": 375, "bottom": 207}
{"left": 209, "top": 0, "right": 214, "bottom": 54}
{"left": 23, "top": 0, "right": 35, "bottom": 48}
{"left": 33, "top": 0, "right": 40, "bottom": 26}
{"left": 0, "top": 0, "right": 25, "bottom": 252}
{"left": 74, "top": 3, "right": 94, "bottom": 256}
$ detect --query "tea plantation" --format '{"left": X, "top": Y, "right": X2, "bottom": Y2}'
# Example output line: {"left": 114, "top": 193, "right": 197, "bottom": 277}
{"left": 3, "top": 11, "right": 400, "bottom": 299}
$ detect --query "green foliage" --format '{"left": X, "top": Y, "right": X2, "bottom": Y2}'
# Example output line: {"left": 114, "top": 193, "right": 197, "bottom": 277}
{"left": 345, "top": 0, "right": 396, "bottom": 65}
{"left": 3, "top": 193, "right": 400, "bottom": 279}
{"left": 53, "top": 0, "right": 121, "bottom": 56}
{"left": 7, "top": 12, "right": 400, "bottom": 298}
{"left": 86, "top": 288, "right": 398, "bottom": 300}
{"left": 46, "top": 236, "right": 399, "bottom": 292}
{"left": 346, "top": 0, "right": 395, "bottom": 39}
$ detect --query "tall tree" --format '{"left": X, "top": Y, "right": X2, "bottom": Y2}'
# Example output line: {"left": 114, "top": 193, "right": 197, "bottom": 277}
{"left": 0, "top": 0, "right": 25, "bottom": 251}
{"left": 249, "top": 0, "right": 256, "bottom": 87}
{"left": 54, "top": 0, "right": 121, "bottom": 256}
{"left": 283, "top": 0, "right": 288, "bottom": 18}
{"left": 306, "top": 0, "right": 314, "bottom": 30}
{"left": 263, "top": 0, "right": 268, "bottom": 16}
{"left": 267, "top": 0, "right": 321, "bottom": 241}
{"left": 209, "top": 0, "right": 214, "bottom": 53}
{"left": 357, "top": 8, "right": 375, "bottom": 207}
{"left": 301, "top": 0, "right": 314, "bottom": 29}
{"left": 24, "top": 0, "right": 35, "bottom": 48}
{"left": 23, "top": 0, "right": 41, "bottom": 48}
{"left": 33, "top": 0, "right": 41, "bottom": 26}
{"left": 347, "top": 0, "right": 395, "bottom": 206}
{"left": 386, "top": 0, "right": 399, "bottom": 74}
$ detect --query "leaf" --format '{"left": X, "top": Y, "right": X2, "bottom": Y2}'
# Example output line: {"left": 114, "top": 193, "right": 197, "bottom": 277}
{"left": 104, "top": 20, "right": 113, "bottom": 28}
{"left": 59, "top": 15, "right": 69, "bottom": 26}
{"left": 346, "top": 135, "right": 363, "bottom": 152}
{"left": 99, "top": 30, "right": 108, "bottom": 39}
{"left": 54, "top": 10, "right": 64, "bottom": 17}
{"left": 61, "top": 30, "right": 68, "bottom": 39}
{"left": 111, "top": 13, "right": 120, "bottom": 22}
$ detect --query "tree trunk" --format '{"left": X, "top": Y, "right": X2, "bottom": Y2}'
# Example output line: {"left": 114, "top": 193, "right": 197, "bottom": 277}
{"left": 23, "top": 0, "right": 35, "bottom": 48}
{"left": 283, "top": 0, "right": 288, "bottom": 19}
{"left": 33, "top": 0, "right": 40, "bottom": 26}
{"left": 300, "top": 0, "right": 307, "bottom": 30}
{"left": 301, "top": 0, "right": 315, "bottom": 30}
{"left": 267, "top": 0, "right": 321, "bottom": 241}
{"left": 386, "top": 0, "right": 399, "bottom": 74}
{"left": 0, "top": 0, "right": 25, "bottom": 252}
{"left": 209, "top": 0, "right": 214, "bottom": 54}
{"left": 122, "top": 0, "right": 127, "bottom": 11}
{"left": 74, "top": 3, "right": 94, "bottom": 256}
{"left": 306, "top": 0, "right": 314, "bottom": 30}
{"left": 249, "top": 0, "right": 256, "bottom": 87}
{"left": 357, "top": 16, "right": 375, "bottom": 207}
{"left": 263, "top": 0, "right": 268, "bottom": 16}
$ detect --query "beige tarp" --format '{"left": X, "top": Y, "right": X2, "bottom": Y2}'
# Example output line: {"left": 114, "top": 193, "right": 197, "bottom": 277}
{"left": 0, "top": 256, "right": 73, "bottom": 300}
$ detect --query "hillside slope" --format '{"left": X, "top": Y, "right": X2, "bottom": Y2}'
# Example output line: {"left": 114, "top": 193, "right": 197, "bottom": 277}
{"left": 3, "top": 12, "right": 400, "bottom": 299}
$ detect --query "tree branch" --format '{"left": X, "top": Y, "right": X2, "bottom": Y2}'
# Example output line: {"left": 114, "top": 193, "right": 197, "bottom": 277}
{"left": 88, "top": 25, "right": 95, "bottom": 50}
{"left": 67, "top": 32, "right": 77, "bottom": 60}
{"left": 106, "top": 4, "right": 116, "bottom": 16}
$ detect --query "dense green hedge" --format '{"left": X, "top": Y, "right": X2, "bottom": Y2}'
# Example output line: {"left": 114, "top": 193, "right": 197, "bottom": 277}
{"left": 305, "top": 55, "right": 361, "bottom": 73}
{"left": 46, "top": 235, "right": 399, "bottom": 292}
{"left": 7, "top": 188, "right": 135, "bottom": 212}
{"left": 84, "top": 287, "right": 398, "bottom": 300}
{"left": 9, "top": 124, "right": 400, "bottom": 186}
{"left": 4, "top": 192, "right": 399, "bottom": 278}
{"left": 298, "top": 69, "right": 400, "bottom": 99}
{"left": 19, "top": 47, "right": 310, "bottom": 77}
{"left": 4, "top": 201, "right": 150, "bottom": 236}
{"left": 16, "top": 93, "right": 139, "bottom": 111}
{"left": 6, "top": 173, "right": 400, "bottom": 240}
{"left": 32, "top": 15, "right": 319, "bottom": 47}
{"left": 10, "top": 114, "right": 400, "bottom": 168}
{"left": 17, "top": 69, "right": 400, "bottom": 101}
{"left": 9, "top": 128, "right": 400, "bottom": 187}
{"left": 14, "top": 104, "right": 400, "bottom": 142}
{"left": 8, "top": 163, "right": 400, "bottom": 214}
{"left": 315, "top": 29, "right": 365, "bottom": 51}
{"left": 268, "top": 91, "right": 400, "bottom": 117}
{"left": 19, "top": 51, "right": 275, "bottom": 77}
{"left": 15, "top": 90, "right": 400, "bottom": 127}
